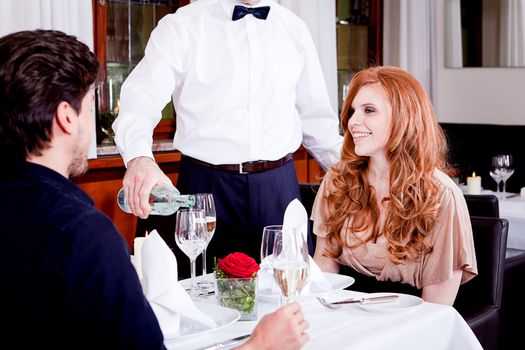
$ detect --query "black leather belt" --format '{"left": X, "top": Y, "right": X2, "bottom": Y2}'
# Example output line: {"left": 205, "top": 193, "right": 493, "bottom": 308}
{"left": 185, "top": 153, "right": 294, "bottom": 174}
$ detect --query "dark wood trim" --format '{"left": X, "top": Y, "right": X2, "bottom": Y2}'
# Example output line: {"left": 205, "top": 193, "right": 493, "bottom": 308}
{"left": 369, "top": 0, "right": 383, "bottom": 65}
{"left": 83, "top": 151, "right": 182, "bottom": 172}
{"left": 153, "top": 119, "right": 176, "bottom": 141}
{"left": 93, "top": 0, "right": 107, "bottom": 79}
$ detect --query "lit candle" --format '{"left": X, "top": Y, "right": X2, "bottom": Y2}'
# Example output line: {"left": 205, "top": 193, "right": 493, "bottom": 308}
{"left": 133, "top": 233, "right": 147, "bottom": 279}
{"left": 113, "top": 98, "right": 120, "bottom": 115}
{"left": 467, "top": 172, "right": 481, "bottom": 194}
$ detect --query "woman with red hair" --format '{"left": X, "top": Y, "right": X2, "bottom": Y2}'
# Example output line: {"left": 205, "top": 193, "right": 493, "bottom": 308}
{"left": 312, "top": 66, "right": 477, "bottom": 305}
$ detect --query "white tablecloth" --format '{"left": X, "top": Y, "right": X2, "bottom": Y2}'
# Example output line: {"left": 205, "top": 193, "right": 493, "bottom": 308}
{"left": 165, "top": 279, "right": 481, "bottom": 350}
{"left": 499, "top": 196, "right": 525, "bottom": 250}
{"left": 460, "top": 185, "right": 525, "bottom": 251}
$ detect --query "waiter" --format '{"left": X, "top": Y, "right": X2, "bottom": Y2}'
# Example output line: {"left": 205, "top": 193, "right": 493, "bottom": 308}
{"left": 112, "top": 0, "right": 342, "bottom": 265}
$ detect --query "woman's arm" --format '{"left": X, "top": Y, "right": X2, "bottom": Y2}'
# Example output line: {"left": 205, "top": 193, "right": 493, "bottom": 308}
{"left": 313, "top": 236, "right": 340, "bottom": 274}
{"left": 421, "top": 270, "right": 463, "bottom": 305}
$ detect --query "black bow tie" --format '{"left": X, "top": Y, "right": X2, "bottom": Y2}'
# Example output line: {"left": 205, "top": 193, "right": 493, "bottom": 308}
{"left": 232, "top": 5, "right": 270, "bottom": 21}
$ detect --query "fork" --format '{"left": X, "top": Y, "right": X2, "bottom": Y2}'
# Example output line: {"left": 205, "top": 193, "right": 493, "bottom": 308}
{"left": 317, "top": 297, "right": 341, "bottom": 309}
{"left": 317, "top": 295, "right": 400, "bottom": 309}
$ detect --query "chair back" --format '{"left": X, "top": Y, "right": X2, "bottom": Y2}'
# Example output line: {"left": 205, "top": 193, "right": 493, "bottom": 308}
{"left": 463, "top": 194, "right": 499, "bottom": 217}
{"left": 454, "top": 216, "right": 508, "bottom": 350}
{"left": 299, "top": 183, "right": 320, "bottom": 252}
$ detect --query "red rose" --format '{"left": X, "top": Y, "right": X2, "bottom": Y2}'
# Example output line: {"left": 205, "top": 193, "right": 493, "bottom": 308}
{"left": 218, "top": 252, "right": 260, "bottom": 278}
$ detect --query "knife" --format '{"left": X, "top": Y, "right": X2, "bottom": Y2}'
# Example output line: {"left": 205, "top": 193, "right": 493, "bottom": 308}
{"left": 198, "top": 334, "right": 251, "bottom": 350}
{"left": 331, "top": 295, "right": 400, "bottom": 305}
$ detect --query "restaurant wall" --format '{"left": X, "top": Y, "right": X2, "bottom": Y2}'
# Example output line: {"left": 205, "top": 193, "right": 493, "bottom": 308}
{"left": 433, "top": 0, "right": 525, "bottom": 125}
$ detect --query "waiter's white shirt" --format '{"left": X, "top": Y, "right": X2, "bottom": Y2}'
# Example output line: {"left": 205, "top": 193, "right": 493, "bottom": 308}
{"left": 112, "top": 0, "right": 342, "bottom": 169}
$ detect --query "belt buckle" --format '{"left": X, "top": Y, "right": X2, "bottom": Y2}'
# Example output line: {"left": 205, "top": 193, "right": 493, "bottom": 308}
{"left": 239, "top": 163, "right": 248, "bottom": 174}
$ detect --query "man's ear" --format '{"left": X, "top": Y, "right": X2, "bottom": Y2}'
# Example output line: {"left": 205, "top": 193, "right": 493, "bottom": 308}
{"left": 54, "top": 101, "right": 77, "bottom": 135}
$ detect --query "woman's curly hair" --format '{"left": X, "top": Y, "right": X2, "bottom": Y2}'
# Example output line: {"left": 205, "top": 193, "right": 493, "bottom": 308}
{"left": 324, "top": 66, "right": 452, "bottom": 264}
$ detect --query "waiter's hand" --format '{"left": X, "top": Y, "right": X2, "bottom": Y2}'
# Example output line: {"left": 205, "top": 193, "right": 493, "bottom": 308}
{"left": 123, "top": 156, "right": 175, "bottom": 219}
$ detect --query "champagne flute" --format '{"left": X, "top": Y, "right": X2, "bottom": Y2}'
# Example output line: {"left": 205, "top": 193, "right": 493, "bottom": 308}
{"left": 193, "top": 193, "right": 216, "bottom": 290}
{"left": 174, "top": 208, "right": 208, "bottom": 297}
{"left": 272, "top": 227, "right": 310, "bottom": 306}
{"left": 499, "top": 154, "right": 514, "bottom": 198}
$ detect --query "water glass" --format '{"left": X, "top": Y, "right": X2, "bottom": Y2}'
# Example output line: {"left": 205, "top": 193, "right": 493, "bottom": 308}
{"left": 260, "top": 225, "right": 283, "bottom": 292}
{"left": 193, "top": 193, "right": 216, "bottom": 290}
{"left": 499, "top": 154, "right": 514, "bottom": 198}
{"left": 174, "top": 208, "right": 208, "bottom": 297}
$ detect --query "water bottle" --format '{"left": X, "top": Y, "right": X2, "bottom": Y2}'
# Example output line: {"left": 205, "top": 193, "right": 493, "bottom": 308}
{"left": 117, "top": 186, "right": 195, "bottom": 216}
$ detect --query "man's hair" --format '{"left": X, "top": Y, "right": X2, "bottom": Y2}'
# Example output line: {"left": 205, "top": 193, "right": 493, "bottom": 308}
{"left": 0, "top": 29, "right": 99, "bottom": 161}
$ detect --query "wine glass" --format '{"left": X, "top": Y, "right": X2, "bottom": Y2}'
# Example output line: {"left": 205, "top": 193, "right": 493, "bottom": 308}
{"left": 498, "top": 155, "right": 514, "bottom": 198}
{"left": 261, "top": 225, "right": 284, "bottom": 264}
{"left": 272, "top": 227, "right": 310, "bottom": 306}
{"left": 174, "top": 208, "right": 208, "bottom": 297}
{"left": 490, "top": 156, "right": 504, "bottom": 198}
{"left": 193, "top": 193, "right": 216, "bottom": 290}
{"left": 491, "top": 154, "right": 515, "bottom": 199}
{"left": 260, "top": 225, "right": 283, "bottom": 293}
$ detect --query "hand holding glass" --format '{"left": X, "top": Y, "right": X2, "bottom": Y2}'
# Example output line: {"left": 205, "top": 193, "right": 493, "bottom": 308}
{"left": 174, "top": 208, "right": 208, "bottom": 297}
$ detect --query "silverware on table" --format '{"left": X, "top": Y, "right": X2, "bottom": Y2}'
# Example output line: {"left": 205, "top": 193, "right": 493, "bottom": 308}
{"left": 197, "top": 333, "right": 251, "bottom": 350}
{"left": 317, "top": 295, "right": 400, "bottom": 309}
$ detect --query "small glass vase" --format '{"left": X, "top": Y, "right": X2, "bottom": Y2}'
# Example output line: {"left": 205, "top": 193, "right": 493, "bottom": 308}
{"left": 215, "top": 276, "right": 258, "bottom": 321}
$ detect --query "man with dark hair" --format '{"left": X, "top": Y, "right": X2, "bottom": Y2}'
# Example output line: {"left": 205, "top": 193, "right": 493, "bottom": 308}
{"left": 0, "top": 29, "right": 308, "bottom": 350}
{"left": 0, "top": 29, "right": 164, "bottom": 349}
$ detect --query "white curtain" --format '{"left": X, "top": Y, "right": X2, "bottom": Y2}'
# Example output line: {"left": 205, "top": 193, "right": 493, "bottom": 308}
{"left": 0, "top": 0, "right": 97, "bottom": 158}
{"left": 277, "top": 0, "right": 338, "bottom": 114}
{"left": 500, "top": 0, "right": 525, "bottom": 67}
{"left": 444, "top": 0, "right": 463, "bottom": 68}
{"left": 383, "top": 0, "right": 434, "bottom": 97}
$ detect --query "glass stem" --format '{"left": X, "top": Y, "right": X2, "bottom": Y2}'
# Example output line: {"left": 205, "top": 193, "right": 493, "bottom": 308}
{"left": 502, "top": 181, "right": 507, "bottom": 197}
{"left": 202, "top": 248, "right": 207, "bottom": 275}
{"left": 190, "top": 258, "right": 196, "bottom": 289}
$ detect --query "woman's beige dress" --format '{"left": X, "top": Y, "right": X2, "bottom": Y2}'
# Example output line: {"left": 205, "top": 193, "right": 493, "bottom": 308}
{"left": 312, "top": 169, "right": 478, "bottom": 289}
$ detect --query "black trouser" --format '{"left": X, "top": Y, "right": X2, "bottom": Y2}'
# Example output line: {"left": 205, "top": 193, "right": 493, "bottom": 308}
{"left": 176, "top": 155, "right": 301, "bottom": 273}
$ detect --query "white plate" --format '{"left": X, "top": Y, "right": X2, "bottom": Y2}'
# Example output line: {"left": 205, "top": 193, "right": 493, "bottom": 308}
{"left": 164, "top": 302, "right": 240, "bottom": 340}
{"left": 258, "top": 272, "right": 355, "bottom": 301}
{"left": 355, "top": 292, "right": 423, "bottom": 313}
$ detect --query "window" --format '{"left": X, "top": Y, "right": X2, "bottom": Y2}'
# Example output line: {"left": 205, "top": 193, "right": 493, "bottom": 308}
{"left": 336, "top": 0, "right": 382, "bottom": 112}
{"left": 93, "top": 0, "right": 189, "bottom": 153}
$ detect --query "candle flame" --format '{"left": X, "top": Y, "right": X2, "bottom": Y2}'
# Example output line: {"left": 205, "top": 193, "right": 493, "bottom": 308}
{"left": 113, "top": 98, "right": 121, "bottom": 115}
{"left": 472, "top": 172, "right": 476, "bottom": 177}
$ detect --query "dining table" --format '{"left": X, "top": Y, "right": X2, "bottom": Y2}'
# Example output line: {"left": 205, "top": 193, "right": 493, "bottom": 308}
{"left": 499, "top": 194, "right": 525, "bottom": 251}
{"left": 165, "top": 275, "right": 482, "bottom": 350}
{"left": 460, "top": 185, "right": 525, "bottom": 252}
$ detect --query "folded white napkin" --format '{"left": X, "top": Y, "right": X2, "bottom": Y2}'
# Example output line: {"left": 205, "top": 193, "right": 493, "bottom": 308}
{"left": 139, "top": 230, "right": 216, "bottom": 335}
{"left": 283, "top": 199, "right": 332, "bottom": 293}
